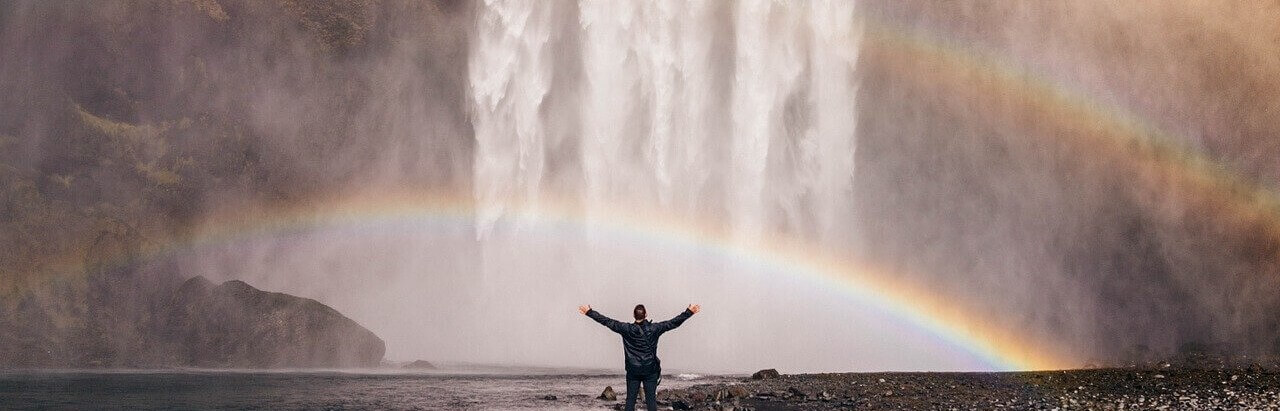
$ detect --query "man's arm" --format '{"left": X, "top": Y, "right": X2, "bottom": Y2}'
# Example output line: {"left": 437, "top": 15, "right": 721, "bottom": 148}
{"left": 654, "top": 304, "right": 699, "bottom": 334}
{"left": 581, "top": 305, "right": 627, "bottom": 334}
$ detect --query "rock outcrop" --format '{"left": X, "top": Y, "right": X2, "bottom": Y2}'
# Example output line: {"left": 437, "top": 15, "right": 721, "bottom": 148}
{"left": 0, "top": 274, "right": 385, "bottom": 369}
{"left": 163, "top": 277, "right": 385, "bottom": 368}
{"left": 751, "top": 369, "right": 780, "bottom": 380}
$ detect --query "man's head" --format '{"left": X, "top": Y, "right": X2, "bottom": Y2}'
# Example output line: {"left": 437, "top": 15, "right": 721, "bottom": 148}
{"left": 633, "top": 304, "right": 646, "bottom": 321}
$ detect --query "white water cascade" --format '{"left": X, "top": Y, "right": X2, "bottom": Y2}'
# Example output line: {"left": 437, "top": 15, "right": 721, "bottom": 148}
{"left": 188, "top": 0, "right": 991, "bottom": 373}
{"left": 471, "top": 0, "right": 860, "bottom": 245}
{"left": 463, "top": 1, "right": 989, "bottom": 372}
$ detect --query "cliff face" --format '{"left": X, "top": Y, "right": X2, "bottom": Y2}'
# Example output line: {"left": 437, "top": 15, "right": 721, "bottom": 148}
{"left": 855, "top": 1, "right": 1280, "bottom": 364}
{"left": 0, "top": 0, "right": 461, "bottom": 368}
{"left": 0, "top": 0, "right": 470, "bottom": 289}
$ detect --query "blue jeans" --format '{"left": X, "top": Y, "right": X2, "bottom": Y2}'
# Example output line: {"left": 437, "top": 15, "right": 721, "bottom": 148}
{"left": 625, "top": 371, "right": 660, "bottom": 411}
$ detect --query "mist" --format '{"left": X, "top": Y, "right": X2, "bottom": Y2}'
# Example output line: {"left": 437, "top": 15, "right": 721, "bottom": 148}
{"left": 3, "top": 0, "right": 1280, "bottom": 373}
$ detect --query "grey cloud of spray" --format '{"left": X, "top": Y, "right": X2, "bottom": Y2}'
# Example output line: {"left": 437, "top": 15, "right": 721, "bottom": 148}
{"left": 195, "top": 0, "right": 930, "bottom": 373}
{"left": 5, "top": 0, "right": 913, "bottom": 373}
{"left": 76, "top": 0, "right": 909, "bottom": 373}
{"left": 460, "top": 0, "right": 889, "bottom": 373}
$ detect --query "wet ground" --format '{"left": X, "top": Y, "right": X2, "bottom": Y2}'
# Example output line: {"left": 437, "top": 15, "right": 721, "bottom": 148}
{"left": 3, "top": 367, "right": 1278, "bottom": 410}
{"left": 0, "top": 370, "right": 721, "bottom": 410}
{"left": 655, "top": 368, "right": 1280, "bottom": 410}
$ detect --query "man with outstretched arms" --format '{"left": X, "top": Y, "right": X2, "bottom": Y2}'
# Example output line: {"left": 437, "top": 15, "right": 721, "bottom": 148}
{"left": 579, "top": 303, "right": 700, "bottom": 411}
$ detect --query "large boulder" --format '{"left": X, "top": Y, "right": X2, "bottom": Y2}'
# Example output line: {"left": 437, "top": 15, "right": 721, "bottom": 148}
{"left": 163, "top": 276, "right": 385, "bottom": 368}
{"left": 752, "top": 369, "right": 781, "bottom": 380}
{"left": 402, "top": 359, "right": 437, "bottom": 369}
{"left": 598, "top": 385, "right": 617, "bottom": 401}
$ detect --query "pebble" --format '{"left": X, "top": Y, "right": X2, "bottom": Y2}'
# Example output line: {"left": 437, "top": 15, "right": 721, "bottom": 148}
{"left": 640, "top": 367, "right": 1280, "bottom": 410}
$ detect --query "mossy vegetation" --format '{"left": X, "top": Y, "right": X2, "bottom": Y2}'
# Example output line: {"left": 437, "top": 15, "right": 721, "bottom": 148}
{"left": 280, "top": 0, "right": 377, "bottom": 53}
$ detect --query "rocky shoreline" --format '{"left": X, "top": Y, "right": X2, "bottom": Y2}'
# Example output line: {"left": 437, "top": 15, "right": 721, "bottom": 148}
{"left": 599, "top": 367, "right": 1280, "bottom": 410}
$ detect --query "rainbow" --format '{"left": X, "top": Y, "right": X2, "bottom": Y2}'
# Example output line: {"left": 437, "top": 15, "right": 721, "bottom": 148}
{"left": 38, "top": 188, "right": 1066, "bottom": 372}
{"left": 28, "top": 15, "right": 1280, "bottom": 375}
{"left": 862, "top": 22, "right": 1280, "bottom": 244}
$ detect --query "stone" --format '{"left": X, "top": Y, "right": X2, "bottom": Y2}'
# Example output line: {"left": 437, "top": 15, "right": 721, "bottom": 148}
{"left": 599, "top": 385, "right": 617, "bottom": 401}
{"left": 752, "top": 369, "right": 781, "bottom": 380}
{"left": 401, "top": 360, "right": 436, "bottom": 369}
{"left": 541, "top": 395, "right": 557, "bottom": 400}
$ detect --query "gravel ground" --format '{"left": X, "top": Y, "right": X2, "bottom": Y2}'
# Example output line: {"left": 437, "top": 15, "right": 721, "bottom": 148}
{"left": 642, "top": 367, "right": 1280, "bottom": 410}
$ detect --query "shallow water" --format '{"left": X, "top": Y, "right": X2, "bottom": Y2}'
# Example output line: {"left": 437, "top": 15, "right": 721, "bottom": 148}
{"left": 0, "top": 370, "right": 726, "bottom": 410}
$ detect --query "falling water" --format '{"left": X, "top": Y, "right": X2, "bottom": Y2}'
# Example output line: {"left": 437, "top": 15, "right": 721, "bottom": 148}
{"left": 471, "top": 0, "right": 860, "bottom": 245}
{"left": 463, "top": 0, "right": 880, "bottom": 372}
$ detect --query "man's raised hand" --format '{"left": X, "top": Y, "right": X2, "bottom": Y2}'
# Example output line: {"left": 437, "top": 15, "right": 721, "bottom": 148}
{"left": 688, "top": 304, "right": 701, "bottom": 314}
{"left": 578, "top": 305, "right": 591, "bottom": 315}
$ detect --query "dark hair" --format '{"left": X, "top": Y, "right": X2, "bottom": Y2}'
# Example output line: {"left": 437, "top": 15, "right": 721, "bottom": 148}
{"left": 633, "top": 304, "right": 646, "bottom": 321}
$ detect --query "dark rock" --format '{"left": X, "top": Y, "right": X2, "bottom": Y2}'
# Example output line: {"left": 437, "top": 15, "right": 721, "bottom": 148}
{"left": 163, "top": 278, "right": 385, "bottom": 368}
{"left": 402, "top": 360, "right": 436, "bottom": 369}
{"left": 598, "top": 385, "right": 617, "bottom": 401}
{"left": 650, "top": 368, "right": 1280, "bottom": 410}
{"left": 0, "top": 273, "right": 386, "bottom": 368}
{"left": 752, "top": 369, "right": 781, "bottom": 380}
{"left": 541, "top": 395, "right": 557, "bottom": 400}
{"left": 0, "top": 0, "right": 476, "bottom": 370}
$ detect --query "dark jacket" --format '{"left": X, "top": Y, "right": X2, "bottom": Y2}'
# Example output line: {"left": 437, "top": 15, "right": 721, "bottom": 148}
{"left": 587, "top": 308, "right": 694, "bottom": 375}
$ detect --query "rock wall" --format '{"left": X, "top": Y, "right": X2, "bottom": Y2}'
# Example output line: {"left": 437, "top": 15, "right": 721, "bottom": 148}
{"left": 0, "top": 0, "right": 460, "bottom": 368}
{"left": 855, "top": 1, "right": 1280, "bottom": 364}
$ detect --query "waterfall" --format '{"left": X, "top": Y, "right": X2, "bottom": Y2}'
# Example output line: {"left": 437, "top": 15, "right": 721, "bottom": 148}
{"left": 469, "top": 0, "right": 555, "bottom": 234}
{"left": 471, "top": 0, "right": 860, "bottom": 245}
